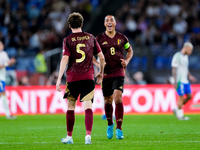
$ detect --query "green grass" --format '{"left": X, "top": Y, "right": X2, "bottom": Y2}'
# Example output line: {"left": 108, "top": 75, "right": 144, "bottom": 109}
{"left": 0, "top": 114, "right": 200, "bottom": 150}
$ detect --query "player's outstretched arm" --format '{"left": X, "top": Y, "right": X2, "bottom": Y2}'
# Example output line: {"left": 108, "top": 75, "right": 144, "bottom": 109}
{"left": 120, "top": 46, "right": 133, "bottom": 67}
{"left": 96, "top": 52, "right": 105, "bottom": 84}
{"left": 172, "top": 67, "right": 177, "bottom": 88}
{"left": 56, "top": 55, "right": 69, "bottom": 92}
{"left": 0, "top": 58, "right": 16, "bottom": 69}
{"left": 188, "top": 71, "right": 197, "bottom": 83}
{"left": 9, "top": 58, "right": 16, "bottom": 66}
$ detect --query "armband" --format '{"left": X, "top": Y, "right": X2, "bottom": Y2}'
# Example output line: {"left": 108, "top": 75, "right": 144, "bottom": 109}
{"left": 124, "top": 42, "right": 130, "bottom": 50}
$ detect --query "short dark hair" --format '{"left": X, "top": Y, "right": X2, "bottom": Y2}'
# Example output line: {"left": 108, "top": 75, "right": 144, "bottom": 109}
{"left": 104, "top": 15, "right": 116, "bottom": 22}
{"left": 67, "top": 12, "right": 84, "bottom": 29}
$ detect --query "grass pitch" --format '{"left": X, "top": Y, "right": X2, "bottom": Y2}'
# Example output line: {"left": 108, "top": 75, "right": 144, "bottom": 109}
{"left": 0, "top": 114, "right": 200, "bottom": 150}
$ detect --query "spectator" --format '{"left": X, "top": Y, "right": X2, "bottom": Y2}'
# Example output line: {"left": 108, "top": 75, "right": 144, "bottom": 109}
{"left": 173, "top": 17, "right": 188, "bottom": 35}
{"left": 125, "top": 15, "right": 137, "bottom": 32}
{"left": 18, "top": 75, "right": 30, "bottom": 86}
{"left": 1, "top": 0, "right": 200, "bottom": 84}
{"left": 167, "top": 1, "right": 181, "bottom": 17}
{"left": 34, "top": 50, "right": 47, "bottom": 74}
{"left": 146, "top": 1, "right": 160, "bottom": 17}
{"left": 133, "top": 71, "right": 147, "bottom": 85}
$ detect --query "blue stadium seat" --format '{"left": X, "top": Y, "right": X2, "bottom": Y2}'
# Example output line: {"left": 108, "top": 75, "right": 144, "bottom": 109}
{"left": 5, "top": 47, "right": 17, "bottom": 57}
{"left": 141, "top": 56, "right": 147, "bottom": 71}
{"left": 154, "top": 56, "right": 166, "bottom": 70}
{"left": 189, "top": 56, "right": 200, "bottom": 70}
{"left": 0, "top": 26, "right": 8, "bottom": 36}
{"left": 130, "top": 56, "right": 141, "bottom": 71}
{"left": 28, "top": 58, "right": 36, "bottom": 73}
{"left": 165, "top": 57, "right": 172, "bottom": 70}
{"left": 16, "top": 58, "right": 28, "bottom": 71}
{"left": 16, "top": 58, "right": 35, "bottom": 73}
{"left": 127, "top": 56, "right": 148, "bottom": 72}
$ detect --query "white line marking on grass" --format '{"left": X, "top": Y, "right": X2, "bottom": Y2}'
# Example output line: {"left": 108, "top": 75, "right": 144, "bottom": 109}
{"left": 0, "top": 142, "right": 60, "bottom": 145}
{"left": 27, "top": 125, "right": 83, "bottom": 130}
{"left": 0, "top": 141, "right": 199, "bottom": 145}
{"left": 142, "top": 141, "right": 200, "bottom": 143}
{"left": 27, "top": 126, "right": 64, "bottom": 129}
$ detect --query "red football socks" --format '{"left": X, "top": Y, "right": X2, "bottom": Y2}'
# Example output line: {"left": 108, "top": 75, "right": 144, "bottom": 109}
{"left": 85, "top": 109, "right": 93, "bottom": 135}
{"left": 105, "top": 103, "right": 113, "bottom": 126}
{"left": 115, "top": 103, "right": 124, "bottom": 130}
{"left": 66, "top": 110, "right": 75, "bottom": 136}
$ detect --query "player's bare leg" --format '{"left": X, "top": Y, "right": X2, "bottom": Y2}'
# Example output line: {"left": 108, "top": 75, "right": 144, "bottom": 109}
{"left": 177, "top": 95, "right": 184, "bottom": 109}
{"left": 104, "top": 95, "right": 114, "bottom": 139}
{"left": 61, "top": 99, "right": 76, "bottom": 144}
{"left": 105, "top": 96, "right": 114, "bottom": 125}
{"left": 0, "top": 92, "right": 16, "bottom": 119}
{"left": 183, "top": 94, "right": 192, "bottom": 105}
{"left": 173, "top": 96, "right": 189, "bottom": 120}
{"left": 113, "top": 90, "right": 124, "bottom": 139}
{"left": 83, "top": 100, "right": 93, "bottom": 144}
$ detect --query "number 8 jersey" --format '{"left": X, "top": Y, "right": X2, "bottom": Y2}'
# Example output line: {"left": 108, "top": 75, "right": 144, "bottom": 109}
{"left": 63, "top": 32, "right": 102, "bottom": 82}
{"left": 96, "top": 32, "right": 130, "bottom": 78}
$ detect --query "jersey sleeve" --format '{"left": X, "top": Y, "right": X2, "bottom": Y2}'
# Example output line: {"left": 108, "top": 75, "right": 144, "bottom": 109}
{"left": 62, "top": 38, "right": 71, "bottom": 56}
{"left": 0, "top": 52, "right": 9, "bottom": 66}
{"left": 93, "top": 37, "right": 102, "bottom": 55}
{"left": 171, "top": 53, "right": 179, "bottom": 68}
{"left": 123, "top": 35, "right": 130, "bottom": 50}
{"left": 4, "top": 52, "right": 10, "bottom": 62}
{"left": 96, "top": 34, "right": 101, "bottom": 43}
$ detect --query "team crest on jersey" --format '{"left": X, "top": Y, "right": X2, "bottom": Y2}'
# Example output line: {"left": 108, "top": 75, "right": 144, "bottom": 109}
{"left": 102, "top": 41, "right": 108, "bottom": 45}
{"left": 117, "top": 39, "right": 121, "bottom": 45}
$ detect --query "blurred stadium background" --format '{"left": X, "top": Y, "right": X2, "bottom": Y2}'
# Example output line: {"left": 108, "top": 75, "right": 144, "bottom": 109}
{"left": 1, "top": 0, "right": 200, "bottom": 86}
{"left": 1, "top": 1, "right": 200, "bottom": 149}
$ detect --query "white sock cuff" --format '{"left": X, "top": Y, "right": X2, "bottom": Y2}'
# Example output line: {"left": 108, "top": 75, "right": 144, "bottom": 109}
{"left": 177, "top": 109, "right": 184, "bottom": 118}
{"left": 1, "top": 95, "right": 11, "bottom": 117}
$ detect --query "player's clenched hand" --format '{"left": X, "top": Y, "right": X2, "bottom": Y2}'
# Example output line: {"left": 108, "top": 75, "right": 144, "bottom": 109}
{"left": 9, "top": 58, "right": 16, "bottom": 66}
{"left": 120, "top": 59, "right": 128, "bottom": 67}
{"left": 95, "top": 72, "right": 103, "bottom": 84}
{"left": 56, "top": 79, "right": 61, "bottom": 92}
{"left": 189, "top": 75, "right": 197, "bottom": 83}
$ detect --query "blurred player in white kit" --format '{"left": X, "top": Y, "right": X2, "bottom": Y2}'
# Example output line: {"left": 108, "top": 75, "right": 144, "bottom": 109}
{"left": 171, "top": 42, "right": 197, "bottom": 120}
{"left": 0, "top": 41, "right": 17, "bottom": 119}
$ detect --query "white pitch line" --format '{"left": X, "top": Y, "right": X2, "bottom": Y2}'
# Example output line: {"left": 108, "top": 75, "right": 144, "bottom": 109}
{"left": 27, "top": 125, "right": 83, "bottom": 129}
{"left": 27, "top": 126, "right": 65, "bottom": 129}
{"left": 0, "top": 141, "right": 199, "bottom": 145}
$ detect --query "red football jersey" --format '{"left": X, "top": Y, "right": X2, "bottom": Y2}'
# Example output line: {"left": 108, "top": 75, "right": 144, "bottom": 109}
{"left": 63, "top": 32, "right": 102, "bottom": 82}
{"left": 96, "top": 32, "right": 130, "bottom": 78}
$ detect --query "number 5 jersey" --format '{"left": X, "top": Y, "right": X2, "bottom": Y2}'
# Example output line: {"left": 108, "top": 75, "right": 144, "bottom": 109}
{"left": 63, "top": 32, "right": 102, "bottom": 82}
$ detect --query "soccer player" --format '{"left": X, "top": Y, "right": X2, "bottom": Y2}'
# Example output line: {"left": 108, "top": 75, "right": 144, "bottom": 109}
{"left": 94, "top": 15, "right": 133, "bottom": 140}
{"left": 172, "top": 42, "right": 197, "bottom": 120}
{"left": 0, "top": 41, "right": 16, "bottom": 119}
{"left": 56, "top": 12, "right": 105, "bottom": 145}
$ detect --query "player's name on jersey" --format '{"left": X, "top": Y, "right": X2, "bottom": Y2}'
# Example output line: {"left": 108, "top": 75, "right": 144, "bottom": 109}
{"left": 72, "top": 36, "right": 90, "bottom": 42}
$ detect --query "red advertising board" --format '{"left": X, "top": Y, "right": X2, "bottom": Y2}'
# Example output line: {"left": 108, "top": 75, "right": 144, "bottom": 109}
{"left": 1, "top": 85, "right": 200, "bottom": 115}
